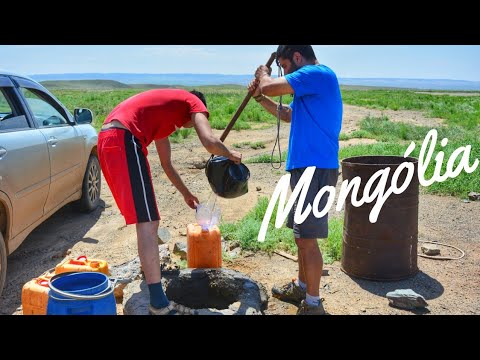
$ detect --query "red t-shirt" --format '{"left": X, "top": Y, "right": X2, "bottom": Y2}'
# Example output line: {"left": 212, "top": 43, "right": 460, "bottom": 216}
{"left": 104, "top": 89, "right": 209, "bottom": 146}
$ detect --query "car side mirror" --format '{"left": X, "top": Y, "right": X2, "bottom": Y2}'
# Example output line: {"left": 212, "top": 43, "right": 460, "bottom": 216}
{"left": 74, "top": 108, "right": 94, "bottom": 124}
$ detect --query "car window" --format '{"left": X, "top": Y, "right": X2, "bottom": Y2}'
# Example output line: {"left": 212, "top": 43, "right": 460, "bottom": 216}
{"left": 21, "top": 88, "right": 68, "bottom": 128}
{"left": 0, "top": 88, "right": 29, "bottom": 131}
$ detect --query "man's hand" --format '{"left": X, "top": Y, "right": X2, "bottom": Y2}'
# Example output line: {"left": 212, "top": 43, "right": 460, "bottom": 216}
{"left": 248, "top": 79, "right": 261, "bottom": 97}
{"left": 228, "top": 150, "right": 242, "bottom": 164}
{"left": 255, "top": 65, "right": 272, "bottom": 80}
{"left": 183, "top": 192, "right": 199, "bottom": 209}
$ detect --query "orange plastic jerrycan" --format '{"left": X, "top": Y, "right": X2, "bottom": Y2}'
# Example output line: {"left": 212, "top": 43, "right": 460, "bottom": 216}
{"left": 21, "top": 272, "right": 54, "bottom": 315}
{"left": 55, "top": 255, "right": 110, "bottom": 275}
{"left": 186, "top": 224, "right": 222, "bottom": 268}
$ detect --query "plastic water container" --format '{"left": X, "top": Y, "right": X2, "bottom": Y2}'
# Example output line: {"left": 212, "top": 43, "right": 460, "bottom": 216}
{"left": 47, "top": 272, "right": 117, "bottom": 315}
{"left": 195, "top": 203, "right": 220, "bottom": 230}
{"left": 186, "top": 223, "right": 222, "bottom": 268}
{"left": 21, "top": 272, "right": 54, "bottom": 315}
{"left": 55, "top": 255, "right": 110, "bottom": 275}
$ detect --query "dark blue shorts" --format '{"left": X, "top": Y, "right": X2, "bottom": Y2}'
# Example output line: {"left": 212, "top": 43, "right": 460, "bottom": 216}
{"left": 286, "top": 167, "right": 339, "bottom": 239}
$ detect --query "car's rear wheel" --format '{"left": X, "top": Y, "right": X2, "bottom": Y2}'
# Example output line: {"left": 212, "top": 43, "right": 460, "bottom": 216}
{"left": 78, "top": 154, "right": 101, "bottom": 212}
{"left": 0, "top": 232, "right": 6, "bottom": 296}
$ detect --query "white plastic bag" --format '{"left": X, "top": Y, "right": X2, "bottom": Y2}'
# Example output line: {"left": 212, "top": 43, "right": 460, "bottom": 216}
{"left": 195, "top": 196, "right": 221, "bottom": 230}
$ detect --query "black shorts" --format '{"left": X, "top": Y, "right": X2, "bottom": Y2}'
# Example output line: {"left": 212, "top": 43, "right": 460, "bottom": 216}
{"left": 286, "top": 167, "right": 339, "bottom": 239}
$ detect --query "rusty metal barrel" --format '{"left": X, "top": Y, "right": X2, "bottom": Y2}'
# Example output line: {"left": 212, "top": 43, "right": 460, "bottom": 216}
{"left": 341, "top": 156, "right": 419, "bottom": 281}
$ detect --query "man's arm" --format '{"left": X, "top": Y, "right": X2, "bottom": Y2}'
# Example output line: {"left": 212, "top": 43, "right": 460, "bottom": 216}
{"left": 191, "top": 112, "right": 242, "bottom": 163}
{"left": 257, "top": 71, "right": 294, "bottom": 97}
{"left": 255, "top": 95, "right": 292, "bottom": 123}
{"left": 248, "top": 78, "right": 292, "bottom": 123}
{"left": 155, "top": 137, "right": 198, "bottom": 208}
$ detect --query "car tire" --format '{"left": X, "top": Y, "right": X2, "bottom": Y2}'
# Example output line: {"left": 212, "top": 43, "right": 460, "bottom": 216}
{"left": 0, "top": 232, "right": 6, "bottom": 296}
{"left": 78, "top": 154, "right": 101, "bottom": 212}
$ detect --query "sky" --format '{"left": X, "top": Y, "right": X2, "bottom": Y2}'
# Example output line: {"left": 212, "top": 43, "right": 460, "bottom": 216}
{"left": 0, "top": 45, "right": 479, "bottom": 81}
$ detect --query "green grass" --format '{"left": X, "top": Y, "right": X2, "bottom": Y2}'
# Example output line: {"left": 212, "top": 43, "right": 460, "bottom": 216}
{"left": 339, "top": 136, "right": 480, "bottom": 196}
{"left": 339, "top": 133, "right": 350, "bottom": 141}
{"left": 48, "top": 87, "right": 478, "bottom": 197}
{"left": 220, "top": 197, "right": 344, "bottom": 264}
{"left": 339, "top": 143, "right": 406, "bottom": 159}
{"left": 49, "top": 86, "right": 480, "bottom": 133}
{"left": 320, "top": 218, "right": 343, "bottom": 264}
{"left": 50, "top": 86, "right": 277, "bottom": 133}
{"left": 341, "top": 113, "right": 479, "bottom": 197}
{"left": 232, "top": 141, "right": 266, "bottom": 149}
{"left": 177, "top": 259, "right": 187, "bottom": 269}
{"left": 52, "top": 89, "right": 147, "bottom": 131}
{"left": 220, "top": 197, "right": 296, "bottom": 254}
{"left": 245, "top": 150, "right": 288, "bottom": 164}
{"left": 342, "top": 89, "right": 480, "bottom": 129}
{"left": 169, "top": 128, "right": 193, "bottom": 143}
{"left": 357, "top": 115, "right": 471, "bottom": 142}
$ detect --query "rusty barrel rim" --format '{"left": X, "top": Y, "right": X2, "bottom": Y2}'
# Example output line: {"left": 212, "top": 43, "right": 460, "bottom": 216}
{"left": 342, "top": 155, "right": 419, "bottom": 167}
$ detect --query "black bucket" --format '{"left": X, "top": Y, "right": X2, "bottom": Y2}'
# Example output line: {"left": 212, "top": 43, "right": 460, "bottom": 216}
{"left": 205, "top": 156, "right": 250, "bottom": 199}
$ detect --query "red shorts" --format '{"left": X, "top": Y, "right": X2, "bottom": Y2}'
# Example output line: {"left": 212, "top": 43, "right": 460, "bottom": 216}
{"left": 98, "top": 128, "right": 160, "bottom": 225}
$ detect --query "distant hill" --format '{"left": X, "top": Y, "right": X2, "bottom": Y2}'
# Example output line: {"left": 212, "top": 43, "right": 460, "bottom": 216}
{"left": 33, "top": 73, "right": 254, "bottom": 87}
{"left": 31, "top": 73, "right": 480, "bottom": 91}
{"left": 339, "top": 78, "right": 480, "bottom": 91}
{"left": 40, "top": 80, "right": 175, "bottom": 90}
{"left": 41, "top": 80, "right": 131, "bottom": 90}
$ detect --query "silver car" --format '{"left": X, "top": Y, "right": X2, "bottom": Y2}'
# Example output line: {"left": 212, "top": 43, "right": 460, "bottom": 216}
{"left": 0, "top": 71, "right": 101, "bottom": 295}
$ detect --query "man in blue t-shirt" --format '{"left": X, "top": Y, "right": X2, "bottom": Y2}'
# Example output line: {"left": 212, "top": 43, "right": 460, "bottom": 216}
{"left": 248, "top": 45, "right": 343, "bottom": 315}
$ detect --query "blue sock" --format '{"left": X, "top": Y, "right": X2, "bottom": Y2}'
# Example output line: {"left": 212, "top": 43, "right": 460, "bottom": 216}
{"left": 306, "top": 293, "right": 321, "bottom": 307}
{"left": 148, "top": 282, "right": 169, "bottom": 309}
{"left": 295, "top": 279, "right": 307, "bottom": 291}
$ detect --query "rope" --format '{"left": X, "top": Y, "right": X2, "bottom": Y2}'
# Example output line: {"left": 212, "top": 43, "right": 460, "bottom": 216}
{"left": 417, "top": 240, "right": 465, "bottom": 260}
{"left": 270, "top": 65, "right": 283, "bottom": 169}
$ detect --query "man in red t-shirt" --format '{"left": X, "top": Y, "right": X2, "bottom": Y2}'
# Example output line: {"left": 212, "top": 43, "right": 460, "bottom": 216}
{"left": 97, "top": 89, "right": 242, "bottom": 315}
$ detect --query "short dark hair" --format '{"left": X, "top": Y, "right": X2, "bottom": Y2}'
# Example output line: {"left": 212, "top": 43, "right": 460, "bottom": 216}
{"left": 276, "top": 45, "right": 316, "bottom": 66}
{"left": 190, "top": 90, "right": 207, "bottom": 107}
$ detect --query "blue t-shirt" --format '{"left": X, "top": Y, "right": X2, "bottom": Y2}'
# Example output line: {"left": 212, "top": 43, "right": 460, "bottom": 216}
{"left": 284, "top": 64, "right": 343, "bottom": 170}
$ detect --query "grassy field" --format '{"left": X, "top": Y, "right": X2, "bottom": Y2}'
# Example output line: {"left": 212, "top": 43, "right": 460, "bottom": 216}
{"left": 49, "top": 85, "right": 277, "bottom": 134}
{"left": 48, "top": 84, "right": 479, "bottom": 197}
{"left": 342, "top": 89, "right": 480, "bottom": 129}
{"left": 247, "top": 90, "right": 480, "bottom": 198}
{"left": 220, "top": 197, "right": 343, "bottom": 263}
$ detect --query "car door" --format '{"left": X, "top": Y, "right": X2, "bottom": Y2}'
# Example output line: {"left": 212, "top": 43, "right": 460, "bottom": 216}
{"left": 0, "top": 77, "right": 50, "bottom": 238}
{"left": 14, "top": 77, "right": 84, "bottom": 215}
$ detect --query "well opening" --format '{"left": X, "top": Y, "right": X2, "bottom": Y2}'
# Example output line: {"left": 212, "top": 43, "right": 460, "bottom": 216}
{"left": 163, "top": 268, "right": 268, "bottom": 314}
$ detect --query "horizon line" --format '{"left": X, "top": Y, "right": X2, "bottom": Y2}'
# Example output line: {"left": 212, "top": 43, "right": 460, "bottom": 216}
{"left": 27, "top": 72, "right": 480, "bottom": 83}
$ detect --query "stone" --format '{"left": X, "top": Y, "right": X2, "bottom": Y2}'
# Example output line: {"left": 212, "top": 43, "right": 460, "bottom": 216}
{"left": 174, "top": 241, "right": 187, "bottom": 260}
{"left": 421, "top": 243, "right": 441, "bottom": 256}
{"left": 158, "top": 244, "right": 171, "bottom": 263}
{"left": 468, "top": 192, "right": 480, "bottom": 201}
{"left": 157, "top": 227, "right": 171, "bottom": 244}
{"left": 229, "top": 247, "right": 241, "bottom": 257}
{"left": 110, "top": 257, "right": 143, "bottom": 283}
{"left": 386, "top": 289, "right": 428, "bottom": 310}
{"left": 228, "top": 241, "right": 240, "bottom": 251}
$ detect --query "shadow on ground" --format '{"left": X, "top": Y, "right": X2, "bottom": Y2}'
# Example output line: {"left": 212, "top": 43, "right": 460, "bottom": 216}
{"left": 348, "top": 270, "right": 444, "bottom": 301}
{"left": 347, "top": 270, "right": 442, "bottom": 314}
{"left": 0, "top": 200, "right": 104, "bottom": 314}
